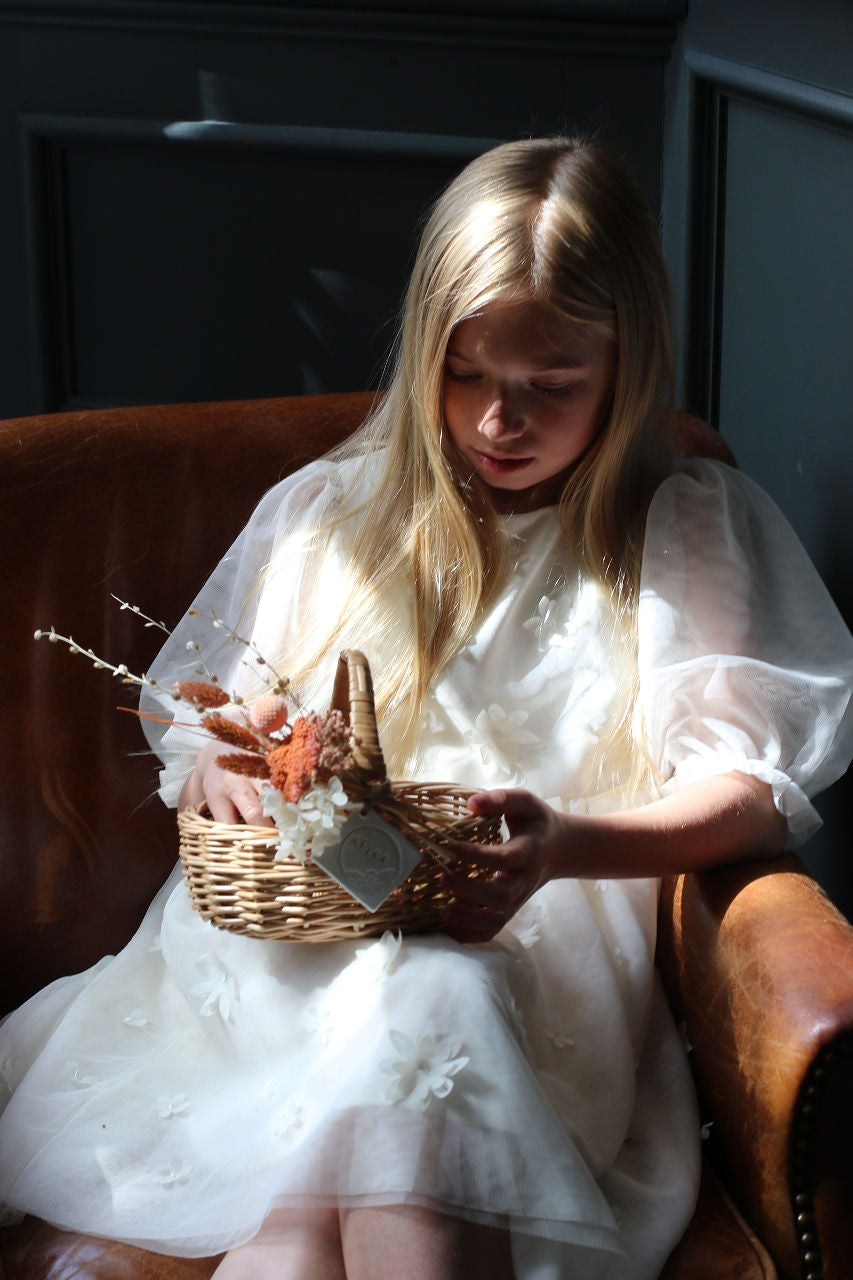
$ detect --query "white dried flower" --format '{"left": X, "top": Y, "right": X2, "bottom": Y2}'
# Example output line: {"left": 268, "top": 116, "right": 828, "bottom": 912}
{"left": 262, "top": 776, "right": 352, "bottom": 863}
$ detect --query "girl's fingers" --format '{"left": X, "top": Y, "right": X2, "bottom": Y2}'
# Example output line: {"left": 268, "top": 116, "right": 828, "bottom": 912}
{"left": 201, "top": 755, "right": 273, "bottom": 827}
{"left": 447, "top": 838, "right": 528, "bottom": 872}
{"left": 467, "top": 788, "right": 542, "bottom": 820}
{"left": 441, "top": 902, "right": 507, "bottom": 944}
{"left": 441, "top": 866, "right": 517, "bottom": 908}
{"left": 466, "top": 789, "right": 509, "bottom": 817}
{"left": 207, "top": 793, "right": 241, "bottom": 825}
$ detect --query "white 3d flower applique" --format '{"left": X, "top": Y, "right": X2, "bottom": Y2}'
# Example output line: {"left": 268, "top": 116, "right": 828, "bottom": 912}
{"left": 66, "top": 1060, "right": 98, "bottom": 1088}
{"left": 1, "top": 1056, "right": 20, "bottom": 1095}
{"left": 157, "top": 1094, "right": 192, "bottom": 1119}
{"left": 511, "top": 899, "right": 545, "bottom": 949}
{"left": 522, "top": 596, "right": 563, "bottom": 649}
{"left": 465, "top": 704, "right": 539, "bottom": 779}
{"left": 380, "top": 1030, "right": 470, "bottom": 1111}
{"left": 354, "top": 929, "right": 404, "bottom": 981}
{"left": 122, "top": 1008, "right": 151, "bottom": 1029}
{"left": 191, "top": 954, "right": 239, "bottom": 1021}
{"left": 156, "top": 1157, "right": 192, "bottom": 1188}
{"left": 306, "top": 1003, "right": 334, "bottom": 1046}
{"left": 273, "top": 1101, "right": 306, "bottom": 1143}
{"left": 544, "top": 1028, "right": 576, "bottom": 1050}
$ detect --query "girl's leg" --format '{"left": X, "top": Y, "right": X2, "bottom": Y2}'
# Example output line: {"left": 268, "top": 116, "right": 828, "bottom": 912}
{"left": 211, "top": 1207, "right": 346, "bottom": 1280}
{"left": 340, "top": 1204, "right": 515, "bottom": 1280}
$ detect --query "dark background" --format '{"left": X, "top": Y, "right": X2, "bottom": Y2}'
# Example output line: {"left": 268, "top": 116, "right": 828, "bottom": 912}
{"left": 2, "top": 0, "right": 852, "bottom": 914}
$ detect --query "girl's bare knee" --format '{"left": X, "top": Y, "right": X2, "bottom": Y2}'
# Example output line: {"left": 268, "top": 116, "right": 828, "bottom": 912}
{"left": 212, "top": 1206, "right": 345, "bottom": 1280}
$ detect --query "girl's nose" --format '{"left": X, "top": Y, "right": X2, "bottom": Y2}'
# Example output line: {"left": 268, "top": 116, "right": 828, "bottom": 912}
{"left": 479, "top": 394, "right": 525, "bottom": 441}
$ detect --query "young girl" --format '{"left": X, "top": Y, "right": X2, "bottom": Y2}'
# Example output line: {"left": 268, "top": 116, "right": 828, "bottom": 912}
{"left": 2, "top": 136, "right": 853, "bottom": 1280}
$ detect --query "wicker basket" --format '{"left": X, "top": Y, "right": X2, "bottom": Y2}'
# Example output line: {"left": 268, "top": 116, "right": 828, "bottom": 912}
{"left": 177, "top": 650, "right": 502, "bottom": 941}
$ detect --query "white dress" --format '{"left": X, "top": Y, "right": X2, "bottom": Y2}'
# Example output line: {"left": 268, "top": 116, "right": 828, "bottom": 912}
{"left": 2, "top": 454, "right": 852, "bottom": 1279}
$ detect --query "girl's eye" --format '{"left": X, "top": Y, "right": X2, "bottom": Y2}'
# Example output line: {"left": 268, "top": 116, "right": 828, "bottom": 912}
{"left": 533, "top": 383, "right": 574, "bottom": 398}
{"left": 445, "top": 367, "right": 480, "bottom": 384}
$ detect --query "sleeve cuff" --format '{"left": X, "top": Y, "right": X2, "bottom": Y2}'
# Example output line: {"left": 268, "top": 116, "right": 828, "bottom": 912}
{"left": 660, "top": 752, "right": 822, "bottom": 850}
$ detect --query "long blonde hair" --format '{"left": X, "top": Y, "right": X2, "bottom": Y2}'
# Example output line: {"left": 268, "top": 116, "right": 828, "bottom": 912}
{"left": 287, "top": 136, "right": 675, "bottom": 779}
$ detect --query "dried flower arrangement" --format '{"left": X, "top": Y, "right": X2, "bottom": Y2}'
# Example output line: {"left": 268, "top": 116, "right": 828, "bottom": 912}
{"left": 33, "top": 600, "right": 482, "bottom": 872}
{"left": 34, "top": 601, "right": 372, "bottom": 864}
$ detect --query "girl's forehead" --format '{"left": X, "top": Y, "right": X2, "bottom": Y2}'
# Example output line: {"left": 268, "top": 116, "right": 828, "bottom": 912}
{"left": 448, "top": 301, "right": 611, "bottom": 366}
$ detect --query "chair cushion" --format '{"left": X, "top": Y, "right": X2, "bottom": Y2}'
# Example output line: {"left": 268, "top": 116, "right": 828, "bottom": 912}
{"left": 0, "top": 1215, "right": 221, "bottom": 1279}
{"left": 660, "top": 1159, "right": 777, "bottom": 1279}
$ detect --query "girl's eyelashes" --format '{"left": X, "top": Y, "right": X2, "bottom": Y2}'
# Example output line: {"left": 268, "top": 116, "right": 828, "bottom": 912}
{"left": 444, "top": 365, "right": 577, "bottom": 398}
{"left": 533, "top": 382, "right": 575, "bottom": 398}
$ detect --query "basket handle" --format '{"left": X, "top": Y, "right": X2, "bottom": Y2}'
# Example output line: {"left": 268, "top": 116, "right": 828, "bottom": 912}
{"left": 330, "top": 650, "right": 386, "bottom": 782}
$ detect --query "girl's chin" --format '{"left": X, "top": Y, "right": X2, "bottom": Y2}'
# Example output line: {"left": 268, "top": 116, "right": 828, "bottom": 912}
{"left": 481, "top": 473, "right": 566, "bottom": 514}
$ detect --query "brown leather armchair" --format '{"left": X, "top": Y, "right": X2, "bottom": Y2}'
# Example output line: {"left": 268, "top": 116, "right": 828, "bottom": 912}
{"left": 1, "top": 393, "right": 851, "bottom": 1280}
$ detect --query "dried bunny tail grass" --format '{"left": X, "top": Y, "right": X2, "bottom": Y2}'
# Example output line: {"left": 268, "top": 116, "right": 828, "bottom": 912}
{"left": 174, "top": 680, "right": 231, "bottom": 709}
{"left": 215, "top": 752, "right": 271, "bottom": 780}
{"left": 200, "top": 714, "right": 266, "bottom": 753}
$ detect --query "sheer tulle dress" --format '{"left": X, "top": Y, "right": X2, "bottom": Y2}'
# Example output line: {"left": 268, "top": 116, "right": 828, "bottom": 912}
{"left": 2, "top": 454, "right": 852, "bottom": 1280}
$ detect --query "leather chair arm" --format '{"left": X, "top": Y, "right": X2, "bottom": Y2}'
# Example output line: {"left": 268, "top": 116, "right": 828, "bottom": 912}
{"left": 657, "top": 856, "right": 853, "bottom": 1279}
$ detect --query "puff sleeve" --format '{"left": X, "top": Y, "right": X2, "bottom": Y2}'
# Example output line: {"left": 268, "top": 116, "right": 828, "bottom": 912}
{"left": 638, "top": 459, "right": 853, "bottom": 847}
{"left": 140, "top": 458, "right": 351, "bottom": 806}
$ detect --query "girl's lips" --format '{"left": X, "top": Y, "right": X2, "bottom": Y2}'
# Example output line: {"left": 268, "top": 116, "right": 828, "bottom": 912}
{"left": 473, "top": 449, "right": 533, "bottom": 475}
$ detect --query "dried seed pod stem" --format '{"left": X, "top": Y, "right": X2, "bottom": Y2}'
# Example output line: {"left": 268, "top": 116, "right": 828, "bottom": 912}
{"left": 33, "top": 628, "right": 153, "bottom": 687}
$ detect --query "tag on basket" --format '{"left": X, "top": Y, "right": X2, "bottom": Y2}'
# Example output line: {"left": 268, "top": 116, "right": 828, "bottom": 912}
{"left": 312, "top": 807, "right": 423, "bottom": 913}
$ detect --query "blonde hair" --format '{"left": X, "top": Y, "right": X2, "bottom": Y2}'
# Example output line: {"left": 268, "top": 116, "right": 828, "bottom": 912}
{"left": 286, "top": 136, "right": 675, "bottom": 784}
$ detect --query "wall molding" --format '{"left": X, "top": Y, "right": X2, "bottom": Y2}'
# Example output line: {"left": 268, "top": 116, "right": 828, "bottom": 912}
{"left": 23, "top": 114, "right": 504, "bottom": 159}
{"left": 685, "top": 47, "right": 853, "bottom": 130}
{"left": 0, "top": 1, "right": 684, "bottom": 55}
{"left": 683, "top": 51, "right": 853, "bottom": 423}
{"left": 18, "top": 112, "right": 504, "bottom": 409}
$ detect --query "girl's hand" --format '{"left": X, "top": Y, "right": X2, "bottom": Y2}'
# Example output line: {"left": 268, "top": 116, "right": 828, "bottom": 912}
{"left": 178, "top": 739, "right": 273, "bottom": 827}
{"left": 441, "top": 789, "right": 567, "bottom": 944}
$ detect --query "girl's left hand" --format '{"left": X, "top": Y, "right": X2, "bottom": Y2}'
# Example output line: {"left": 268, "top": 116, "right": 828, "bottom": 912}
{"left": 440, "top": 789, "right": 567, "bottom": 944}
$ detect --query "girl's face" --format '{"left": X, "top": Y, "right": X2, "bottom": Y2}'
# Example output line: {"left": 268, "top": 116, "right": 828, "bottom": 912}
{"left": 442, "top": 300, "right": 616, "bottom": 512}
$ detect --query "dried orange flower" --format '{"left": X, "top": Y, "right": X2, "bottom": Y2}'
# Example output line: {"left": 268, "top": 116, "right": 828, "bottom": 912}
{"left": 268, "top": 714, "right": 324, "bottom": 803}
{"left": 175, "top": 680, "right": 230, "bottom": 709}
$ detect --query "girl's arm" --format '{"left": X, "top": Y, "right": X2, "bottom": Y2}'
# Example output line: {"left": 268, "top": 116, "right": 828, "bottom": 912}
{"left": 442, "top": 772, "right": 786, "bottom": 943}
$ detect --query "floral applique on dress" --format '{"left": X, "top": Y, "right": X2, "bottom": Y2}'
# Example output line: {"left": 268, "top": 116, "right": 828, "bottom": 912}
{"left": 464, "top": 704, "right": 539, "bottom": 782}
{"left": 191, "top": 955, "right": 239, "bottom": 1021}
{"left": 157, "top": 1094, "right": 192, "bottom": 1119}
{"left": 380, "top": 1030, "right": 470, "bottom": 1111}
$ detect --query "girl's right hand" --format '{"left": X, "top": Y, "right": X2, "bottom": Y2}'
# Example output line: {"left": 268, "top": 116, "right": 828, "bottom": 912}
{"left": 177, "top": 739, "right": 273, "bottom": 827}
